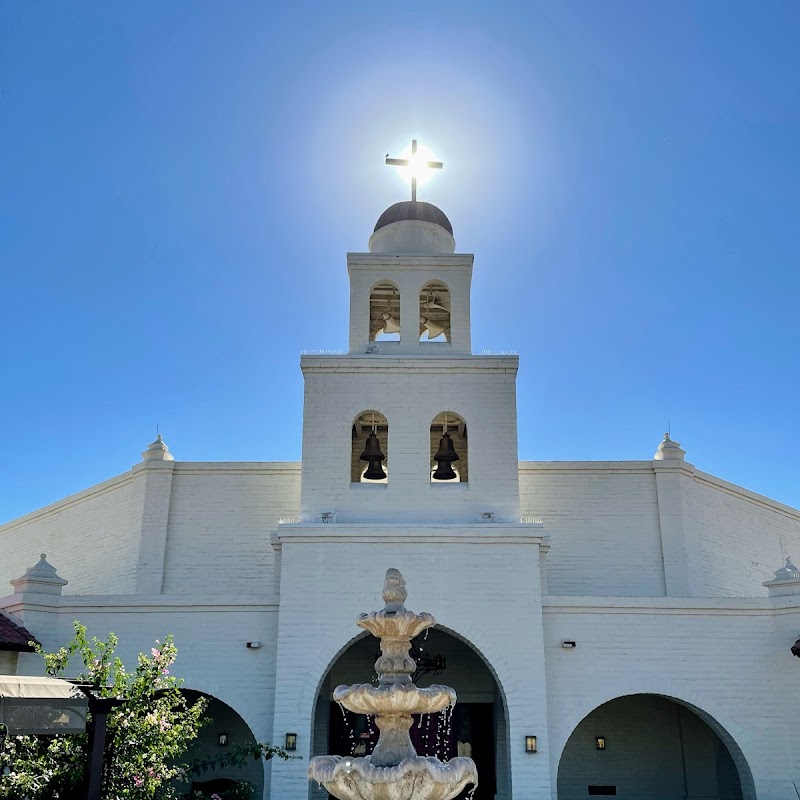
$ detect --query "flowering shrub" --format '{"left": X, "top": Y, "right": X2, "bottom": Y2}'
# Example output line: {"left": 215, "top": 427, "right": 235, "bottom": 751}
{"left": 0, "top": 621, "right": 294, "bottom": 799}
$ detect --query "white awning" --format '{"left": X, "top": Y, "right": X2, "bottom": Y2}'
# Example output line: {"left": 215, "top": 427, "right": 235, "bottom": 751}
{"left": 0, "top": 675, "right": 81, "bottom": 699}
{"left": 0, "top": 676, "right": 88, "bottom": 734}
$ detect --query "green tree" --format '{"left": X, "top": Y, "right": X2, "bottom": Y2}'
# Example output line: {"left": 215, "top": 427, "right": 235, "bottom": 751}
{"left": 0, "top": 621, "right": 292, "bottom": 799}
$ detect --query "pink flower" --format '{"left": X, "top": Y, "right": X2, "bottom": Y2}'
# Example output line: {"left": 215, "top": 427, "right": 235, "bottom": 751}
{"left": 151, "top": 648, "right": 161, "bottom": 658}
{"left": 162, "top": 668, "right": 169, "bottom": 675}
{"left": 133, "top": 775, "right": 143, "bottom": 787}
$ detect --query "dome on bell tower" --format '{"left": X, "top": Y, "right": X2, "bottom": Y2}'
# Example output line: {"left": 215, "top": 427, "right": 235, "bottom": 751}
{"left": 368, "top": 200, "right": 456, "bottom": 254}
{"left": 373, "top": 201, "right": 453, "bottom": 235}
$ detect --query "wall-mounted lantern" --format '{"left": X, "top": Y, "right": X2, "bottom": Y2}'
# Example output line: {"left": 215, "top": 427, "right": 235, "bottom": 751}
{"left": 525, "top": 735, "right": 538, "bottom": 753}
{"left": 595, "top": 736, "right": 606, "bottom": 750}
{"left": 218, "top": 732, "right": 228, "bottom": 746}
{"left": 285, "top": 732, "right": 298, "bottom": 751}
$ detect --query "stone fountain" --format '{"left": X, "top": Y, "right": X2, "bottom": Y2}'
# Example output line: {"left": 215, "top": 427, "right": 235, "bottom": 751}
{"left": 309, "top": 568, "right": 478, "bottom": 800}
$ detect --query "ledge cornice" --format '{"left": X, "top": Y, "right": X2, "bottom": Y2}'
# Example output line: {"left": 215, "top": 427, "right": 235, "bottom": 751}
{"left": 543, "top": 594, "right": 800, "bottom": 615}
{"left": 272, "top": 522, "right": 547, "bottom": 547}
{"left": 301, "top": 355, "right": 518, "bottom": 374}
{"left": 347, "top": 253, "right": 474, "bottom": 272}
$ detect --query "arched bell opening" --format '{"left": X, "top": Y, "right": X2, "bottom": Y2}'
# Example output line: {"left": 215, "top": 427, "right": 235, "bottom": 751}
{"left": 430, "top": 412, "right": 468, "bottom": 482}
{"left": 180, "top": 690, "right": 265, "bottom": 799}
{"left": 370, "top": 280, "right": 401, "bottom": 341}
{"left": 419, "top": 280, "right": 451, "bottom": 343}
{"left": 556, "top": 694, "right": 756, "bottom": 800}
{"left": 309, "top": 627, "right": 509, "bottom": 800}
{"left": 351, "top": 411, "right": 389, "bottom": 483}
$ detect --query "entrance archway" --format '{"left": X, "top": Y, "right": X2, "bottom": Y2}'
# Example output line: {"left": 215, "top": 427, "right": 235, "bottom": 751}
{"left": 182, "top": 691, "right": 265, "bottom": 799}
{"left": 557, "top": 694, "right": 756, "bottom": 800}
{"left": 309, "top": 627, "right": 510, "bottom": 800}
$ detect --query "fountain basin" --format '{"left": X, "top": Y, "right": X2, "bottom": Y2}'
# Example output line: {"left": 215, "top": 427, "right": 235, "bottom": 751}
{"left": 334, "top": 682, "right": 456, "bottom": 716}
{"left": 357, "top": 609, "right": 435, "bottom": 641}
{"left": 309, "top": 754, "right": 478, "bottom": 800}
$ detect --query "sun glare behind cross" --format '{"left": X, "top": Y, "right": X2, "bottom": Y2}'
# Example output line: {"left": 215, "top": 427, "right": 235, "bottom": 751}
{"left": 385, "top": 139, "right": 443, "bottom": 201}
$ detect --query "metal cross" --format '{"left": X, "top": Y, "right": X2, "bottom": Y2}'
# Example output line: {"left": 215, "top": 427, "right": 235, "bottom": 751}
{"left": 385, "top": 139, "right": 443, "bottom": 202}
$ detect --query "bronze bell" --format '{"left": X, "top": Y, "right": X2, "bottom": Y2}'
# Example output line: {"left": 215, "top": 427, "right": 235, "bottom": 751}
{"left": 360, "top": 432, "right": 386, "bottom": 480}
{"left": 432, "top": 432, "right": 459, "bottom": 481}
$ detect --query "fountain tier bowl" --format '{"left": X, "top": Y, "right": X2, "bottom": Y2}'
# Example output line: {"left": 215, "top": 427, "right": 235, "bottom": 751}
{"left": 334, "top": 683, "right": 456, "bottom": 716}
{"left": 309, "top": 754, "right": 478, "bottom": 800}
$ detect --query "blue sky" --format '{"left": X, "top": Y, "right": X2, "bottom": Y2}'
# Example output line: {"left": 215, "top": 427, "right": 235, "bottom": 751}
{"left": 1, "top": 1, "right": 798, "bottom": 521}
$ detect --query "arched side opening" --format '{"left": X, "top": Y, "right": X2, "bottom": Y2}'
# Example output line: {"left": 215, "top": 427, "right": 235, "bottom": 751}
{"left": 370, "top": 280, "right": 401, "bottom": 341}
{"left": 556, "top": 694, "right": 756, "bottom": 800}
{"left": 351, "top": 411, "right": 389, "bottom": 483}
{"left": 309, "top": 627, "right": 510, "bottom": 800}
{"left": 420, "top": 280, "right": 450, "bottom": 342}
{"left": 181, "top": 690, "right": 265, "bottom": 799}
{"left": 430, "top": 411, "right": 468, "bottom": 482}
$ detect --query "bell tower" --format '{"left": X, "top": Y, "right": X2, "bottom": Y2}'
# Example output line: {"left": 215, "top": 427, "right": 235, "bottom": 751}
{"left": 272, "top": 149, "right": 549, "bottom": 800}
{"left": 298, "top": 142, "right": 521, "bottom": 523}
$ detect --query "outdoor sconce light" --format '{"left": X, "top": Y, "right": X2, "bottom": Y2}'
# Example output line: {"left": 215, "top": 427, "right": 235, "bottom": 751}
{"left": 285, "top": 732, "right": 297, "bottom": 751}
{"left": 218, "top": 732, "right": 228, "bottom": 746}
{"left": 561, "top": 640, "right": 576, "bottom": 649}
{"left": 246, "top": 641, "right": 262, "bottom": 649}
{"left": 525, "top": 735, "right": 538, "bottom": 753}
{"left": 595, "top": 736, "right": 606, "bottom": 750}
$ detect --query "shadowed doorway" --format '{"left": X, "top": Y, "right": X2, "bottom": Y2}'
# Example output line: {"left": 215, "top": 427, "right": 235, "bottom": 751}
{"left": 557, "top": 694, "right": 755, "bottom": 800}
{"left": 310, "top": 628, "right": 510, "bottom": 800}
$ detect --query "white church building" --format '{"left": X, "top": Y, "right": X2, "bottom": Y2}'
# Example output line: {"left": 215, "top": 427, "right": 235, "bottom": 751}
{"left": 2, "top": 188, "right": 799, "bottom": 800}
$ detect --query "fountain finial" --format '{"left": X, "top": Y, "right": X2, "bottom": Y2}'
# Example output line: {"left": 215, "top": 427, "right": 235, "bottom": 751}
{"left": 382, "top": 567, "right": 408, "bottom": 612}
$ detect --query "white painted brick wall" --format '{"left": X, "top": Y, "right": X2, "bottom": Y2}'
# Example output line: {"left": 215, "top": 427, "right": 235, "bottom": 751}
{"left": 543, "top": 598, "right": 800, "bottom": 800}
{"left": 161, "top": 464, "right": 300, "bottom": 594}
{"left": 0, "top": 470, "right": 145, "bottom": 595}
{"left": 3, "top": 458, "right": 798, "bottom": 605}
{"left": 0, "top": 650, "right": 18, "bottom": 674}
{"left": 2, "top": 452, "right": 800, "bottom": 799}
{"left": 519, "top": 463, "right": 666, "bottom": 596}
{"left": 687, "top": 471, "right": 800, "bottom": 596}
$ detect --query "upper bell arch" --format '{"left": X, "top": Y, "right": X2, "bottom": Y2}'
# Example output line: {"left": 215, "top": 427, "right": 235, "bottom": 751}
{"left": 369, "top": 280, "right": 401, "bottom": 341}
{"left": 419, "top": 279, "right": 451, "bottom": 343}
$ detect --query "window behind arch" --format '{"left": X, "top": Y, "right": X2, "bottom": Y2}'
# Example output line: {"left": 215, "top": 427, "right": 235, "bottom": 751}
{"left": 370, "top": 282, "right": 400, "bottom": 341}
{"left": 419, "top": 281, "right": 450, "bottom": 343}
{"left": 351, "top": 411, "right": 389, "bottom": 483}
{"left": 430, "top": 412, "right": 468, "bottom": 482}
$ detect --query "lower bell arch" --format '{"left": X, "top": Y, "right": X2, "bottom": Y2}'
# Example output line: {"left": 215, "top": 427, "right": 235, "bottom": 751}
{"left": 430, "top": 412, "right": 467, "bottom": 482}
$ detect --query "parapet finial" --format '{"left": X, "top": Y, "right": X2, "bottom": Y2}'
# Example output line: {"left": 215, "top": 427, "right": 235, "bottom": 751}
{"left": 10, "top": 553, "right": 68, "bottom": 595}
{"left": 142, "top": 433, "right": 175, "bottom": 462}
{"left": 774, "top": 555, "right": 800, "bottom": 581}
{"left": 654, "top": 431, "right": 686, "bottom": 461}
